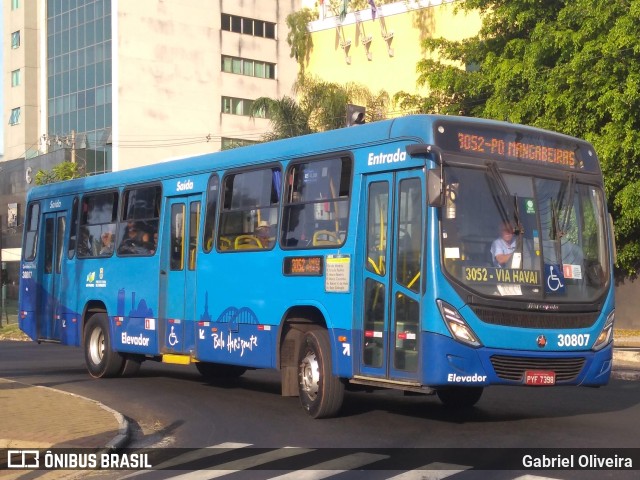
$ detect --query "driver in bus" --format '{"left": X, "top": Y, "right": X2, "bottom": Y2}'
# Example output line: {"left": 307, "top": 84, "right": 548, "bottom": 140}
{"left": 491, "top": 222, "right": 517, "bottom": 268}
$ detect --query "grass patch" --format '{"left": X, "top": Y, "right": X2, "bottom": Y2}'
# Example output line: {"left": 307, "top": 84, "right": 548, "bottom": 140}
{"left": 0, "top": 323, "right": 29, "bottom": 341}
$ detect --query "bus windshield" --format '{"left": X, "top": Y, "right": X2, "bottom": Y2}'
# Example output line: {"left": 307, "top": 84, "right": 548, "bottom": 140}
{"left": 440, "top": 165, "right": 609, "bottom": 302}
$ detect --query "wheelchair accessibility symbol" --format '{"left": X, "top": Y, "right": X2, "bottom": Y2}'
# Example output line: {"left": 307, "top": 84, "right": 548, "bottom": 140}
{"left": 545, "top": 264, "right": 565, "bottom": 294}
{"left": 168, "top": 325, "right": 179, "bottom": 347}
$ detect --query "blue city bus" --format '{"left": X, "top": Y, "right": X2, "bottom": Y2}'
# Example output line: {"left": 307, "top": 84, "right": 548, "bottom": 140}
{"left": 19, "top": 115, "right": 615, "bottom": 418}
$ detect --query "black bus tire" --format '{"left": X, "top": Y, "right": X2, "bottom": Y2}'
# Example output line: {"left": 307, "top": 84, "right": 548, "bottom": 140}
{"left": 436, "top": 387, "right": 483, "bottom": 408}
{"left": 298, "top": 328, "right": 345, "bottom": 419}
{"left": 84, "top": 313, "right": 124, "bottom": 378}
{"left": 119, "top": 357, "right": 142, "bottom": 377}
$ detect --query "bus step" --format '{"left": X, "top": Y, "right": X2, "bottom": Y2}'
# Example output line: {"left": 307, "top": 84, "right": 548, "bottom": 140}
{"left": 350, "top": 376, "right": 435, "bottom": 394}
{"left": 36, "top": 338, "right": 62, "bottom": 344}
{"left": 161, "top": 354, "right": 193, "bottom": 365}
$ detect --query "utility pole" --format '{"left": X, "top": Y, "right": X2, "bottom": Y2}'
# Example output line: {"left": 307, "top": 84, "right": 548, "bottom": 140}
{"left": 71, "top": 130, "right": 76, "bottom": 163}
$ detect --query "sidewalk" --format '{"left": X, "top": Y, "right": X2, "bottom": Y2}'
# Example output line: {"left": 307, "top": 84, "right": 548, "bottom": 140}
{"left": 0, "top": 378, "right": 129, "bottom": 450}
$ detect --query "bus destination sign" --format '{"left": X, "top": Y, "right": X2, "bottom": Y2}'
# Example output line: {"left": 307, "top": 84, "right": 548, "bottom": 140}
{"left": 435, "top": 121, "right": 597, "bottom": 171}
{"left": 283, "top": 256, "right": 323, "bottom": 276}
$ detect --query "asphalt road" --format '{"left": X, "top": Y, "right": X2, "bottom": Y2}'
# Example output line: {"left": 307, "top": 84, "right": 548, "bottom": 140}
{"left": 1, "top": 340, "right": 639, "bottom": 479}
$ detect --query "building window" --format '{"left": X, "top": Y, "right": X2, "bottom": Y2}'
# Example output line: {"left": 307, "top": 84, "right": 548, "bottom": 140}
{"left": 12, "top": 0, "right": 20, "bottom": 10}
{"left": 221, "top": 14, "right": 276, "bottom": 39}
{"left": 222, "top": 97, "right": 267, "bottom": 118}
{"left": 11, "top": 31, "right": 20, "bottom": 49}
{"left": 221, "top": 55, "right": 275, "bottom": 79}
{"left": 9, "top": 108, "right": 21, "bottom": 125}
{"left": 11, "top": 69, "right": 21, "bottom": 87}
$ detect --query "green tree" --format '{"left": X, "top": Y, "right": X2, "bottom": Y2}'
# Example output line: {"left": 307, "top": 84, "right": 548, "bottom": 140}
{"left": 250, "top": 96, "right": 314, "bottom": 142}
{"left": 286, "top": 8, "right": 317, "bottom": 75}
{"left": 251, "top": 76, "right": 389, "bottom": 141}
{"left": 396, "top": 0, "right": 640, "bottom": 276}
{"left": 35, "top": 161, "right": 83, "bottom": 185}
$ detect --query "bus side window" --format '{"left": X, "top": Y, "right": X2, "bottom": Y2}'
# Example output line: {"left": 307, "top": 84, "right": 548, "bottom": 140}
{"left": 218, "top": 167, "right": 281, "bottom": 251}
{"left": 78, "top": 191, "right": 118, "bottom": 258}
{"left": 23, "top": 202, "right": 40, "bottom": 261}
{"left": 118, "top": 185, "right": 161, "bottom": 256}
{"left": 203, "top": 174, "right": 219, "bottom": 253}
{"left": 281, "top": 156, "right": 352, "bottom": 249}
{"left": 67, "top": 197, "right": 79, "bottom": 259}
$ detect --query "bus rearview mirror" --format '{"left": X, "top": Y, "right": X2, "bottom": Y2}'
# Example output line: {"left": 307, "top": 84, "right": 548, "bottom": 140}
{"left": 427, "top": 169, "right": 444, "bottom": 207}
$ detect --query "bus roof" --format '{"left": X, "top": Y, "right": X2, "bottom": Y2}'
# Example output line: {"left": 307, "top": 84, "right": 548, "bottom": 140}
{"left": 26, "top": 114, "right": 597, "bottom": 200}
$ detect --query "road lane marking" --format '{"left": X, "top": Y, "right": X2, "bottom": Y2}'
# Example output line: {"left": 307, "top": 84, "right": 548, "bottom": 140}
{"left": 269, "top": 452, "right": 389, "bottom": 479}
{"left": 167, "top": 447, "right": 314, "bottom": 480}
{"left": 386, "top": 462, "right": 471, "bottom": 479}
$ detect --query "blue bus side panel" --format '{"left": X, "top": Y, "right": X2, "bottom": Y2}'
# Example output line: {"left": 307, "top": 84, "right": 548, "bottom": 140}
{"left": 330, "top": 328, "right": 354, "bottom": 378}
{"left": 113, "top": 316, "right": 159, "bottom": 354}
{"left": 194, "top": 322, "right": 274, "bottom": 368}
{"left": 59, "top": 314, "right": 81, "bottom": 346}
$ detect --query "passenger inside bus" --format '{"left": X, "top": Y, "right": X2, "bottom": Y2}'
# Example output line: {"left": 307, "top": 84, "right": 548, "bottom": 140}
{"left": 118, "top": 222, "right": 151, "bottom": 255}
{"left": 77, "top": 227, "right": 93, "bottom": 257}
{"left": 256, "top": 221, "right": 273, "bottom": 248}
{"left": 99, "top": 230, "right": 114, "bottom": 256}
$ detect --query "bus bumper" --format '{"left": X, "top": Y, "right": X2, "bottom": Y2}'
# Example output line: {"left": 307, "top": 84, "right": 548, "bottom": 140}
{"left": 423, "top": 332, "right": 613, "bottom": 388}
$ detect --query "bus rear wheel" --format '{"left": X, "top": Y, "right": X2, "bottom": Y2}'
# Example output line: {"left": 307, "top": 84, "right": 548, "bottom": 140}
{"left": 196, "top": 361, "right": 246, "bottom": 379}
{"left": 298, "top": 328, "right": 344, "bottom": 419}
{"left": 84, "top": 313, "right": 124, "bottom": 378}
{"left": 436, "top": 387, "right": 483, "bottom": 408}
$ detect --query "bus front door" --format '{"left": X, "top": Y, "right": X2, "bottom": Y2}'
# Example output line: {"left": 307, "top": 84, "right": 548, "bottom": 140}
{"left": 160, "top": 195, "right": 201, "bottom": 354}
{"left": 38, "top": 212, "right": 66, "bottom": 341}
{"left": 359, "top": 170, "right": 425, "bottom": 382}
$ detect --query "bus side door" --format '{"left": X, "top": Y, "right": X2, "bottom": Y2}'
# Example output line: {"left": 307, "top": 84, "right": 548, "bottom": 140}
{"left": 159, "top": 195, "right": 201, "bottom": 353}
{"left": 38, "top": 212, "right": 66, "bottom": 341}
{"left": 358, "top": 169, "right": 425, "bottom": 381}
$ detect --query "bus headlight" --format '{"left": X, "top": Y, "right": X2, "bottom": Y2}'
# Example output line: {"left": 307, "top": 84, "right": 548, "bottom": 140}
{"left": 437, "top": 299, "right": 482, "bottom": 347}
{"left": 592, "top": 310, "right": 614, "bottom": 351}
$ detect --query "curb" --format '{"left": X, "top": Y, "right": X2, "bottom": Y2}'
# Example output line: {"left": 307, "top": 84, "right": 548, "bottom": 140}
{"left": 100, "top": 403, "right": 131, "bottom": 450}
{"left": 611, "top": 369, "right": 640, "bottom": 381}
{"left": 33, "top": 384, "right": 131, "bottom": 449}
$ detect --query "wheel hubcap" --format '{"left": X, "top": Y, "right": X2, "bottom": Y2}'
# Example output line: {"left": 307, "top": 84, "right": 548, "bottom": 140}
{"left": 88, "top": 327, "right": 105, "bottom": 366}
{"left": 300, "top": 350, "right": 320, "bottom": 400}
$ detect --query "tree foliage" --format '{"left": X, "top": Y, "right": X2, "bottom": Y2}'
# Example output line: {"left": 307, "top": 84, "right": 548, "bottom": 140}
{"left": 396, "top": 0, "right": 640, "bottom": 276}
{"left": 34, "top": 161, "right": 83, "bottom": 185}
{"left": 286, "top": 8, "right": 317, "bottom": 75}
{"left": 251, "top": 76, "right": 390, "bottom": 141}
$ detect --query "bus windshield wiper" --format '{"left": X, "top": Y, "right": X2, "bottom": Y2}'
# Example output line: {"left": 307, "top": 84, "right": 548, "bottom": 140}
{"left": 485, "top": 162, "right": 524, "bottom": 235}
{"left": 486, "top": 162, "right": 514, "bottom": 229}
{"left": 558, "top": 173, "right": 576, "bottom": 237}
{"left": 550, "top": 198, "right": 563, "bottom": 264}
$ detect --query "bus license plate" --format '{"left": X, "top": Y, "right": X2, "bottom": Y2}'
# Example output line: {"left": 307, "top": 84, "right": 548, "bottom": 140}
{"left": 525, "top": 371, "right": 555, "bottom": 385}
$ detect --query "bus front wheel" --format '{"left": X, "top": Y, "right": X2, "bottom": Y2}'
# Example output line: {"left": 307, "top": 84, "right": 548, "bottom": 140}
{"left": 436, "top": 387, "right": 483, "bottom": 408}
{"left": 84, "top": 313, "right": 124, "bottom": 378}
{"left": 298, "top": 328, "right": 345, "bottom": 419}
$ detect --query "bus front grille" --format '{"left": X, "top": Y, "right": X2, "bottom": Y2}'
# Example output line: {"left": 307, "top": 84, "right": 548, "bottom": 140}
{"left": 490, "top": 355, "right": 585, "bottom": 382}
{"left": 471, "top": 306, "right": 599, "bottom": 329}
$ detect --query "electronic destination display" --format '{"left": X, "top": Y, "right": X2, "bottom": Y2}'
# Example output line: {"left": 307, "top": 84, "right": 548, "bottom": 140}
{"left": 434, "top": 121, "right": 600, "bottom": 172}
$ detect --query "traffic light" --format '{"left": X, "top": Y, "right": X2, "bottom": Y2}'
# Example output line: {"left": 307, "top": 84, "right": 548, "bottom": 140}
{"left": 346, "top": 104, "right": 366, "bottom": 126}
